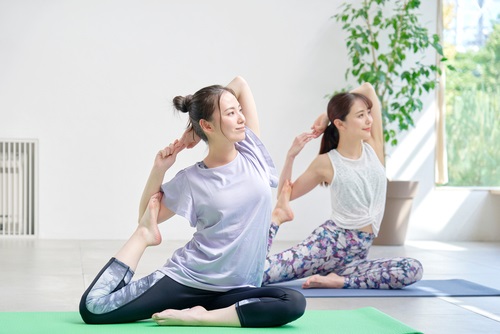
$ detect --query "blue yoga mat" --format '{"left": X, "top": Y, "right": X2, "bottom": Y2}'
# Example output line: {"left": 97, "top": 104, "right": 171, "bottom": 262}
{"left": 267, "top": 279, "right": 500, "bottom": 298}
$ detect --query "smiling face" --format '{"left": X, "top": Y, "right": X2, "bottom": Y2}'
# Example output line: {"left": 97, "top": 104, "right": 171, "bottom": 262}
{"left": 210, "top": 91, "right": 246, "bottom": 143}
{"left": 336, "top": 98, "right": 373, "bottom": 141}
{"left": 219, "top": 92, "right": 246, "bottom": 142}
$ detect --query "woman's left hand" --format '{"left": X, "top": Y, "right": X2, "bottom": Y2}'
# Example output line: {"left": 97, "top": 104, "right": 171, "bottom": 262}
{"left": 310, "top": 113, "right": 329, "bottom": 138}
{"left": 179, "top": 127, "right": 201, "bottom": 149}
{"left": 154, "top": 140, "right": 186, "bottom": 171}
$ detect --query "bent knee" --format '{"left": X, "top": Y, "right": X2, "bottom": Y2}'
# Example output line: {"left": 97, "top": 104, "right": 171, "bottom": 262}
{"left": 395, "top": 257, "right": 424, "bottom": 288}
{"left": 79, "top": 306, "right": 96, "bottom": 324}
{"left": 236, "top": 288, "right": 307, "bottom": 327}
{"left": 409, "top": 258, "right": 424, "bottom": 281}
{"left": 282, "top": 288, "right": 306, "bottom": 323}
{"left": 79, "top": 295, "right": 102, "bottom": 324}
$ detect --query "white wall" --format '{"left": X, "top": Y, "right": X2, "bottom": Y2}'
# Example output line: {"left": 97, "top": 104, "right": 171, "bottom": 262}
{"left": 1, "top": 0, "right": 498, "bottom": 241}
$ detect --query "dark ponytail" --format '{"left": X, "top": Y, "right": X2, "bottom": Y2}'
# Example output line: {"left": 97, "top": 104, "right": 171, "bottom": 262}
{"left": 319, "top": 123, "right": 339, "bottom": 154}
{"left": 172, "top": 85, "right": 235, "bottom": 142}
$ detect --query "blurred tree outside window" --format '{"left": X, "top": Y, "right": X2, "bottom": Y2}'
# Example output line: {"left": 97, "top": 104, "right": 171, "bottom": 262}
{"left": 443, "top": 0, "right": 500, "bottom": 187}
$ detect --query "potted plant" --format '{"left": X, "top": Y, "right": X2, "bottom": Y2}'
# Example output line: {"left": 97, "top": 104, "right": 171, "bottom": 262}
{"left": 333, "top": 0, "right": 451, "bottom": 245}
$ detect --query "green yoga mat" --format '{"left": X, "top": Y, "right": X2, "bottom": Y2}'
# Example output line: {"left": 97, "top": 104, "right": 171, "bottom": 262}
{"left": 0, "top": 307, "right": 421, "bottom": 334}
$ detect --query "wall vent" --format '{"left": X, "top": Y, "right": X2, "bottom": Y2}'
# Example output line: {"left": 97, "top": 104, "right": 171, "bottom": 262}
{"left": 0, "top": 140, "right": 37, "bottom": 236}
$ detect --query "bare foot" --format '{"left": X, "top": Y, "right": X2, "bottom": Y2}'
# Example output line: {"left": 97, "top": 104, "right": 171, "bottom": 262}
{"left": 272, "top": 180, "right": 294, "bottom": 225}
{"left": 138, "top": 192, "right": 162, "bottom": 246}
{"left": 152, "top": 305, "right": 241, "bottom": 327}
{"left": 153, "top": 306, "right": 207, "bottom": 326}
{"left": 302, "top": 273, "right": 345, "bottom": 289}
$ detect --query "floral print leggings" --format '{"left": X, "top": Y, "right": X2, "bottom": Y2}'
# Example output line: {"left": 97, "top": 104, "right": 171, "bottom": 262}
{"left": 263, "top": 220, "right": 423, "bottom": 289}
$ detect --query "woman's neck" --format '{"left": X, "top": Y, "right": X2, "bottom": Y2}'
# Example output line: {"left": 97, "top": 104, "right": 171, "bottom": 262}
{"left": 336, "top": 138, "right": 363, "bottom": 159}
{"left": 203, "top": 141, "right": 238, "bottom": 168}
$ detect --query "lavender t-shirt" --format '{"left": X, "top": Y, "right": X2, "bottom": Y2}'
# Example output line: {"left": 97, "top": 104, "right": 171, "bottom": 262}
{"left": 160, "top": 128, "right": 278, "bottom": 292}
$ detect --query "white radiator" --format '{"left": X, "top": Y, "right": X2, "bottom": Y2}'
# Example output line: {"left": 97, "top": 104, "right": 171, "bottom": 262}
{"left": 0, "top": 140, "right": 37, "bottom": 236}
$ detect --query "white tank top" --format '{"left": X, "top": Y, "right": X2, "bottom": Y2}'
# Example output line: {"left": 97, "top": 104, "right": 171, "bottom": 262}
{"left": 327, "top": 142, "right": 386, "bottom": 236}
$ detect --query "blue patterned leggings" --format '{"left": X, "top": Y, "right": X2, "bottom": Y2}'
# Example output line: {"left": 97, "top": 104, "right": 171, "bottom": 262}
{"left": 263, "top": 220, "right": 423, "bottom": 289}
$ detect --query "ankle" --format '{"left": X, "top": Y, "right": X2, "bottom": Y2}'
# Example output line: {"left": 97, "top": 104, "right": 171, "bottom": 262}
{"left": 271, "top": 215, "right": 283, "bottom": 226}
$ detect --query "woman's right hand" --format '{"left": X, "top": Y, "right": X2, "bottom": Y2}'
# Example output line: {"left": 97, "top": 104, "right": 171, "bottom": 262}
{"left": 154, "top": 139, "right": 186, "bottom": 171}
{"left": 288, "top": 132, "right": 315, "bottom": 159}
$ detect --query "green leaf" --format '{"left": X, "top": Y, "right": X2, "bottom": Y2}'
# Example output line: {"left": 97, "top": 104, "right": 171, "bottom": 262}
{"left": 353, "top": 55, "right": 360, "bottom": 66}
{"left": 391, "top": 102, "right": 401, "bottom": 110}
{"left": 384, "top": 132, "right": 390, "bottom": 142}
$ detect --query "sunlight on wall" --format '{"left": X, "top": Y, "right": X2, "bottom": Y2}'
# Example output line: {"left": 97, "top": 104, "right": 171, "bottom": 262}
{"left": 413, "top": 190, "right": 471, "bottom": 234}
{"left": 383, "top": 98, "right": 497, "bottom": 240}
{"left": 382, "top": 101, "right": 496, "bottom": 241}
{"left": 385, "top": 102, "right": 436, "bottom": 181}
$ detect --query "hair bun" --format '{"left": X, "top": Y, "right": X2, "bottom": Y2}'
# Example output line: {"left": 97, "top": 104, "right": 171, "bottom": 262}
{"left": 173, "top": 94, "right": 193, "bottom": 113}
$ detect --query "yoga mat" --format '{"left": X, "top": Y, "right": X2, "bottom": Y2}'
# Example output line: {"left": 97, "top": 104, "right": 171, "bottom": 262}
{"left": 0, "top": 307, "right": 421, "bottom": 334}
{"left": 268, "top": 279, "right": 500, "bottom": 298}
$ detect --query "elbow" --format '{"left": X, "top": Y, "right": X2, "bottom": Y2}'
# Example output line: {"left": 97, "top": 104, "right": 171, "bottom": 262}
{"left": 361, "top": 82, "right": 375, "bottom": 91}
{"left": 233, "top": 75, "right": 246, "bottom": 85}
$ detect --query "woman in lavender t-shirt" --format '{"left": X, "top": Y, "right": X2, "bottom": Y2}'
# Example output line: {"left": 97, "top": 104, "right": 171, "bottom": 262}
{"left": 79, "top": 76, "right": 305, "bottom": 327}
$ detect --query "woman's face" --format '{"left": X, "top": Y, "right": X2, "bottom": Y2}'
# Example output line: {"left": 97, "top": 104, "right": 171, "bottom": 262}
{"left": 343, "top": 98, "right": 373, "bottom": 140}
{"left": 213, "top": 91, "right": 246, "bottom": 143}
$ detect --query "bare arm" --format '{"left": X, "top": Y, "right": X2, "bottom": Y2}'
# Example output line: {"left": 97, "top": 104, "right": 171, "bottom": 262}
{"left": 278, "top": 132, "right": 332, "bottom": 203}
{"left": 350, "top": 82, "right": 384, "bottom": 164}
{"left": 226, "top": 76, "right": 260, "bottom": 137}
{"left": 289, "top": 154, "right": 333, "bottom": 201}
{"left": 277, "top": 132, "right": 315, "bottom": 197}
{"left": 139, "top": 140, "right": 185, "bottom": 223}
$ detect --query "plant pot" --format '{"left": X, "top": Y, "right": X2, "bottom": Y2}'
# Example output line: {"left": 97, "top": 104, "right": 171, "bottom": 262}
{"left": 373, "top": 180, "right": 419, "bottom": 246}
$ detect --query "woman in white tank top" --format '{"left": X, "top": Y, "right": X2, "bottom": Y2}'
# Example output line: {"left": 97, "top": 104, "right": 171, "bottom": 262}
{"left": 264, "top": 83, "right": 423, "bottom": 289}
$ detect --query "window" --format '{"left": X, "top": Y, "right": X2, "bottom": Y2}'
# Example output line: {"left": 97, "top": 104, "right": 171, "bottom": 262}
{"left": 442, "top": 0, "right": 500, "bottom": 187}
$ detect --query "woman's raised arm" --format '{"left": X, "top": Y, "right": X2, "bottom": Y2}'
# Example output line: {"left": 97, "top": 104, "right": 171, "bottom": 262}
{"left": 350, "top": 83, "right": 384, "bottom": 164}
{"left": 226, "top": 76, "right": 260, "bottom": 137}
